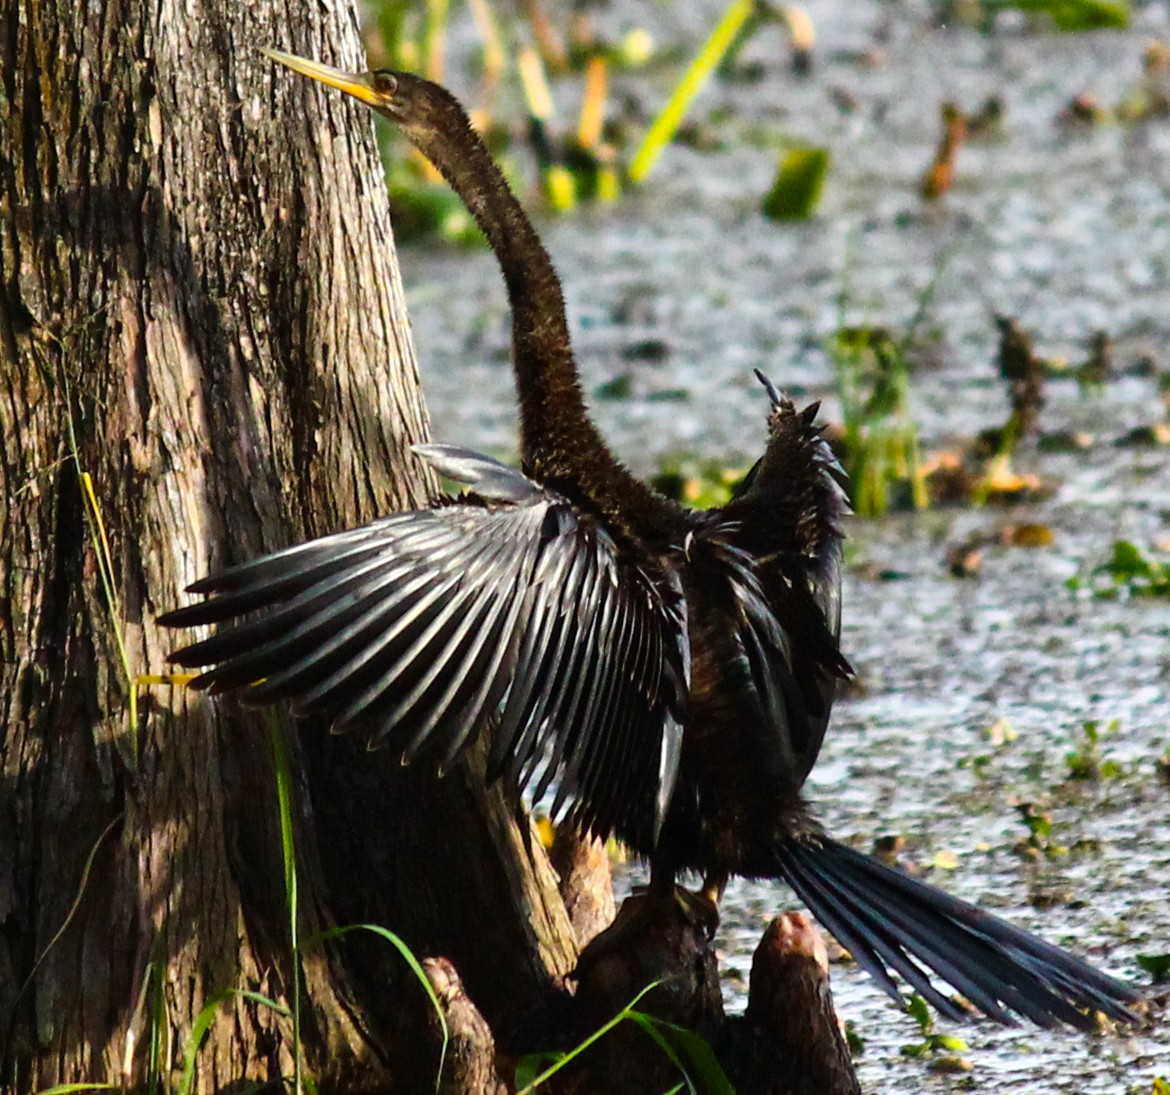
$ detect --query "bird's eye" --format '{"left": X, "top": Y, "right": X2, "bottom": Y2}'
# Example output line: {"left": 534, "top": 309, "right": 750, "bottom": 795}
{"left": 372, "top": 70, "right": 398, "bottom": 97}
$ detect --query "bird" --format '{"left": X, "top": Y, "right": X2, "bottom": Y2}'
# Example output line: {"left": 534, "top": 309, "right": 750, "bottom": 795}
{"left": 159, "top": 48, "right": 1140, "bottom": 1031}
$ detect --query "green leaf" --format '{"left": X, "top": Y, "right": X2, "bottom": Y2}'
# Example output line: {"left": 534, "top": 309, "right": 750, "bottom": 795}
{"left": 628, "top": 1014, "right": 737, "bottom": 1095}
{"left": 905, "top": 993, "right": 932, "bottom": 1032}
{"left": 997, "top": 0, "right": 1130, "bottom": 30}
{"left": 1136, "top": 953, "right": 1170, "bottom": 983}
{"left": 1109, "top": 540, "right": 1149, "bottom": 579}
{"left": 387, "top": 183, "right": 486, "bottom": 245}
{"left": 36, "top": 1087, "right": 121, "bottom": 1094}
{"left": 514, "top": 982, "right": 733, "bottom": 1094}
{"left": 515, "top": 982, "right": 662, "bottom": 1092}
{"left": 625, "top": 1013, "right": 695, "bottom": 1091}
{"left": 514, "top": 1052, "right": 566, "bottom": 1089}
{"left": 845, "top": 1021, "right": 865, "bottom": 1056}
{"left": 932, "top": 1033, "right": 970, "bottom": 1052}
{"left": 268, "top": 721, "right": 303, "bottom": 1095}
{"left": 651, "top": 455, "right": 745, "bottom": 509}
{"left": 762, "top": 147, "right": 830, "bottom": 222}
{"left": 1076, "top": 539, "right": 1170, "bottom": 598}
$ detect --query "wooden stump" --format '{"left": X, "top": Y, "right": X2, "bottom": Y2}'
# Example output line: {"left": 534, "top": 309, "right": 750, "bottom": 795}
{"left": 542, "top": 895, "right": 861, "bottom": 1095}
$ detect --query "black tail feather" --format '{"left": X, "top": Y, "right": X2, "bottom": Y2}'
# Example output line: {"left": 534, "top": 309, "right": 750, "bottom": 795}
{"left": 776, "top": 835, "right": 1140, "bottom": 1029}
{"left": 781, "top": 846, "right": 1013, "bottom": 1023}
{"left": 798, "top": 848, "right": 1095, "bottom": 1027}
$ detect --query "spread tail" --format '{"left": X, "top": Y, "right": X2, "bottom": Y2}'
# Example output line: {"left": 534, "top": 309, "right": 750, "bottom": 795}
{"left": 775, "top": 835, "right": 1139, "bottom": 1029}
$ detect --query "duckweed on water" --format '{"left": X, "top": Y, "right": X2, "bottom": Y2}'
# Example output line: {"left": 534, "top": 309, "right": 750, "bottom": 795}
{"left": 899, "top": 993, "right": 972, "bottom": 1073}
{"left": 1014, "top": 803, "right": 1069, "bottom": 860}
{"left": 1068, "top": 540, "right": 1170, "bottom": 599}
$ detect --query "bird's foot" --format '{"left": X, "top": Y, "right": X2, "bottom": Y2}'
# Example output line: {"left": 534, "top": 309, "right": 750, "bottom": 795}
{"left": 672, "top": 884, "right": 721, "bottom": 941}
{"left": 572, "top": 884, "right": 720, "bottom": 988}
{"left": 571, "top": 886, "right": 722, "bottom": 1037}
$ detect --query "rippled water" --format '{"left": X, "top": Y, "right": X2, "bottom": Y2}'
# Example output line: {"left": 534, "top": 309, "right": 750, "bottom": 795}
{"left": 398, "top": 1, "right": 1170, "bottom": 1088}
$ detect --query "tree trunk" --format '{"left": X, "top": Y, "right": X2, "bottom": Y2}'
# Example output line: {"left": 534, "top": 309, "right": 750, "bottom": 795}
{"left": 0, "top": 0, "right": 573, "bottom": 1089}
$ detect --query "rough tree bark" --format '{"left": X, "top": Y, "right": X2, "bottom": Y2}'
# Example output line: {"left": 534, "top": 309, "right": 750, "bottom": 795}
{"left": 0, "top": 0, "right": 574, "bottom": 1089}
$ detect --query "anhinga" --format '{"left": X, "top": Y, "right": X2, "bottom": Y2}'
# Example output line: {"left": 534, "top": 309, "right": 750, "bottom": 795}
{"left": 159, "top": 49, "right": 1140, "bottom": 1030}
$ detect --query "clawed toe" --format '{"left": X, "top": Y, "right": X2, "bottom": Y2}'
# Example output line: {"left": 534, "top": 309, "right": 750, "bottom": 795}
{"left": 573, "top": 883, "right": 722, "bottom": 985}
{"left": 671, "top": 886, "right": 720, "bottom": 940}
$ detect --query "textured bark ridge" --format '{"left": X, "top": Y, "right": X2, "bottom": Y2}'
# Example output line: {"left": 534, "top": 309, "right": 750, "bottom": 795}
{"left": 0, "top": 0, "right": 861, "bottom": 1091}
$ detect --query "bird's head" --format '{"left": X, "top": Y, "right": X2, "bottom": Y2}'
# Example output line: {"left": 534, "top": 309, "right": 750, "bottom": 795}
{"left": 260, "top": 48, "right": 463, "bottom": 152}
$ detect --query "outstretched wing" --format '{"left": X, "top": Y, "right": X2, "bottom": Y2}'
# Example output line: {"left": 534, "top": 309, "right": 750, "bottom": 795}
{"left": 160, "top": 446, "right": 689, "bottom": 845}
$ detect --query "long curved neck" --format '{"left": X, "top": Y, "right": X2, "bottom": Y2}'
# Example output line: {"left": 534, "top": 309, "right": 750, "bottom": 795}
{"left": 450, "top": 145, "right": 591, "bottom": 472}
{"left": 395, "top": 85, "right": 679, "bottom": 536}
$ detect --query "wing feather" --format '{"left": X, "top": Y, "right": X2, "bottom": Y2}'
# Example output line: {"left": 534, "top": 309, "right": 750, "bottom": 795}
{"left": 161, "top": 456, "right": 689, "bottom": 845}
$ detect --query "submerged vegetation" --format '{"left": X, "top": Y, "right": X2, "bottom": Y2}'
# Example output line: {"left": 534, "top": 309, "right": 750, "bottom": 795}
{"left": 829, "top": 323, "right": 927, "bottom": 518}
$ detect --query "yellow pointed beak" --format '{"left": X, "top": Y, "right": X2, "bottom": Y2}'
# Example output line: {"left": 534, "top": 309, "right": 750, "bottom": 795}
{"left": 259, "top": 47, "right": 380, "bottom": 107}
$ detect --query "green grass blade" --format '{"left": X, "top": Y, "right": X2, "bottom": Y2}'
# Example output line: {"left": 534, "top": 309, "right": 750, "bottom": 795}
{"left": 516, "top": 981, "right": 662, "bottom": 1092}
{"left": 57, "top": 360, "right": 137, "bottom": 765}
{"left": 425, "top": 0, "right": 450, "bottom": 79}
{"left": 269, "top": 722, "right": 302, "bottom": 1095}
{"left": 628, "top": 0, "right": 754, "bottom": 183}
{"left": 628, "top": 1014, "right": 737, "bottom": 1095}
{"left": 624, "top": 1013, "right": 695, "bottom": 1091}
{"left": 512, "top": 986, "right": 733, "bottom": 1094}
{"left": 145, "top": 959, "right": 165, "bottom": 1095}
{"left": 989, "top": 0, "right": 1130, "bottom": 30}
{"left": 514, "top": 1052, "right": 565, "bottom": 1089}
{"left": 310, "top": 923, "right": 450, "bottom": 1090}
{"left": 179, "top": 988, "right": 290, "bottom": 1095}
{"left": 36, "top": 1087, "right": 120, "bottom": 1094}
